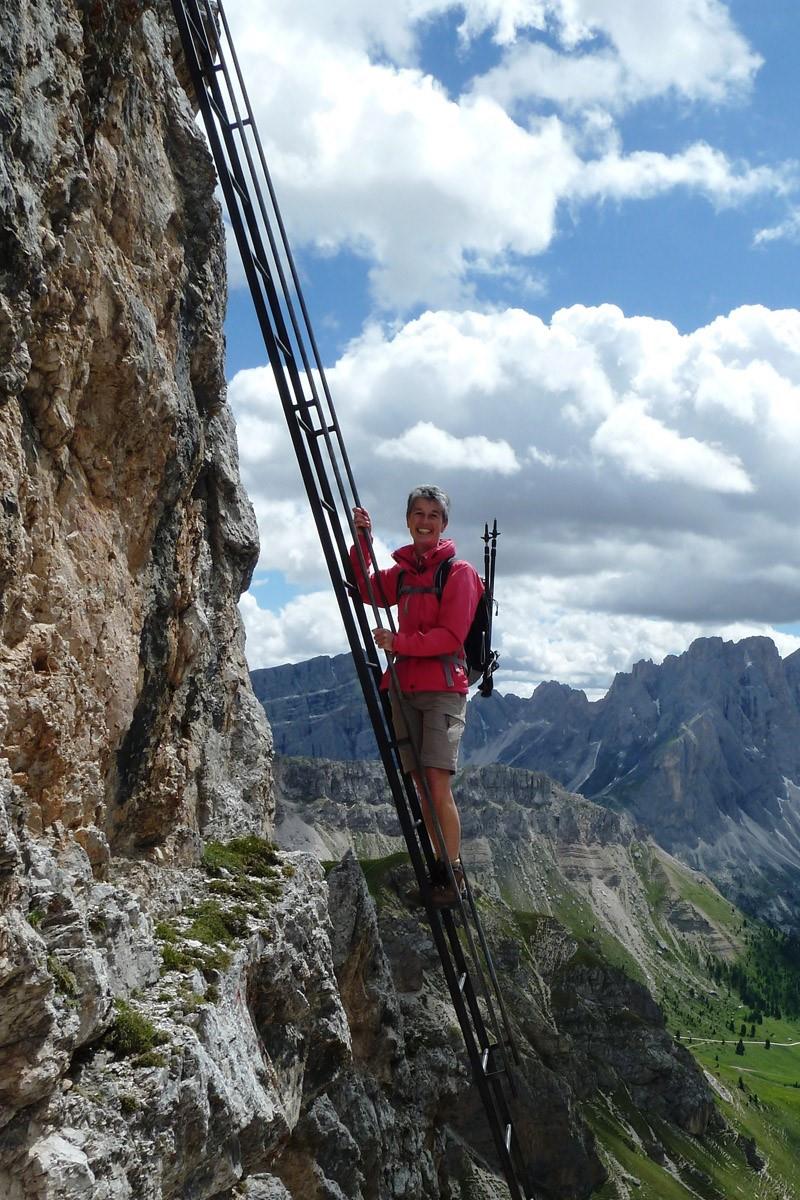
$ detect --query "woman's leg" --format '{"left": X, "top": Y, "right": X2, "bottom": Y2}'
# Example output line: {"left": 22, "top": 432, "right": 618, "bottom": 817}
{"left": 411, "top": 766, "right": 461, "bottom": 863}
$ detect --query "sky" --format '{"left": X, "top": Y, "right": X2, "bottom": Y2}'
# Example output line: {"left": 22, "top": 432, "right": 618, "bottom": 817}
{"left": 219, "top": 0, "right": 800, "bottom": 698}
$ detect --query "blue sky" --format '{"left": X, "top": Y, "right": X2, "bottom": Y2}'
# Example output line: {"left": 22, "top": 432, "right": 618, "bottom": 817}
{"left": 222, "top": 0, "right": 800, "bottom": 694}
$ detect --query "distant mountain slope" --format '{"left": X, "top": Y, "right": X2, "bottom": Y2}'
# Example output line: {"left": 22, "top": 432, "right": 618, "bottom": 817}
{"left": 250, "top": 654, "right": 378, "bottom": 760}
{"left": 275, "top": 756, "right": 800, "bottom": 1196}
{"left": 253, "top": 636, "right": 800, "bottom": 923}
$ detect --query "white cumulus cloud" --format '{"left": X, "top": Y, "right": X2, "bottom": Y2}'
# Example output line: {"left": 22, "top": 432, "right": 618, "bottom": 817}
{"left": 591, "top": 401, "right": 754, "bottom": 493}
{"left": 219, "top": 0, "right": 786, "bottom": 309}
{"left": 375, "top": 421, "right": 521, "bottom": 474}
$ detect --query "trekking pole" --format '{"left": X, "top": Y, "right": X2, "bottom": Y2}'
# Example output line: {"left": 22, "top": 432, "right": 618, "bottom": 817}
{"left": 479, "top": 519, "right": 500, "bottom": 697}
{"left": 488, "top": 519, "right": 499, "bottom": 637}
{"left": 483, "top": 522, "right": 491, "bottom": 592}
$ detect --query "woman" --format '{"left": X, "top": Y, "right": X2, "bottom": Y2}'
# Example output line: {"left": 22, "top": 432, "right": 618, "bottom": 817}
{"left": 350, "top": 485, "right": 482, "bottom": 904}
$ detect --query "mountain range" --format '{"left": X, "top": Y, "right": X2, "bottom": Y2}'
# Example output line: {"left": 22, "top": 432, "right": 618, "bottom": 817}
{"left": 252, "top": 635, "right": 800, "bottom": 925}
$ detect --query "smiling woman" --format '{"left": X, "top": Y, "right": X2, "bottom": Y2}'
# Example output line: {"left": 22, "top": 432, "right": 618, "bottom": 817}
{"left": 348, "top": 485, "right": 483, "bottom": 900}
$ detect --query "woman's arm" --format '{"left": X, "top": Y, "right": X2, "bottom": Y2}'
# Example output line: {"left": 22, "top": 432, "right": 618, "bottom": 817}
{"left": 349, "top": 507, "right": 399, "bottom": 606}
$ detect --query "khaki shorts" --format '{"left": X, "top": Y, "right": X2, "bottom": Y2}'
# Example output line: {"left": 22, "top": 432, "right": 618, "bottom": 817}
{"left": 389, "top": 690, "right": 467, "bottom": 774}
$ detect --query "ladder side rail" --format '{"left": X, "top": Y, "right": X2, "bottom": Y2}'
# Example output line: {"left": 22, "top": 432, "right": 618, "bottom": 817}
{"left": 430, "top": 918, "right": 529, "bottom": 1200}
{"left": 199, "top": 0, "right": 369, "bottom": 545}
{"left": 440, "top": 877, "right": 520, "bottom": 1090}
{"left": 302, "top": 487, "right": 520, "bottom": 1065}
{"left": 212, "top": 0, "right": 363, "bottom": 504}
{"left": 174, "top": 1, "right": 303, "bottom": 410}
{"left": 365, "top": 632, "right": 523, "bottom": 1075}
{"left": 461, "top": 875, "right": 522, "bottom": 1072}
{"left": 177, "top": 0, "right": 332, "bottom": 477}
{"left": 186, "top": 14, "right": 376, "bottom": 646}
{"left": 181, "top": 5, "right": 402, "bottom": 654}
{"left": 200, "top": 1, "right": 331, "bottom": 408}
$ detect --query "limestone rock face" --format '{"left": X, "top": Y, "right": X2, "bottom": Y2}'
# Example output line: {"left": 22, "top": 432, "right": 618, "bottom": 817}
{"left": 0, "top": 0, "right": 271, "bottom": 867}
{"left": 0, "top": 1, "right": 292, "bottom": 1193}
{"left": 1, "top": 852, "right": 351, "bottom": 1200}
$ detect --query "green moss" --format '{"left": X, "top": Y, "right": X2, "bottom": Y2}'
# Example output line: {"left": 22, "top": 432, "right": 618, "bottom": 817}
{"left": 104, "top": 999, "right": 168, "bottom": 1060}
{"left": 185, "top": 900, "right": 249, "bottom": 945}
{"left": 119, "top": 1094, "right": 139, "bottom": 1115}
{"left": 154, "top": 920, "right": 179, "bottom": 943}
{"left": 134, "top": 1051, "right": 167, "bottom": 1069}
{"left": 201, "top": 836, "right": 280, "bottom": 878}
{"left": 358, "top": 851, "right": 411, "bottom": 898}
{"left": 207, "top": 875, "right": 280, "bottom": 907}
{"left": 161, "top": 942, "right": 191, "bottom": 972}
{"left": 27, "top": 908, "right": 45, "bottom": 928}
{"left": 156, "top": 897, "right": 252, "bottom": 979}
{"left": 48, "top": 954, "right": 78, "bottom": 998}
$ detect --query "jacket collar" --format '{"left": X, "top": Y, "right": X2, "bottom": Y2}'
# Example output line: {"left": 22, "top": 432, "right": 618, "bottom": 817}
{"left": 392, "top": 538, "right": 456, "bottom": 574}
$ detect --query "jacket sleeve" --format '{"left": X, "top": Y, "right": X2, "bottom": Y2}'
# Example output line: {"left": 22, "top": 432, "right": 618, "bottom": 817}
{"left": 392, "top": 561, "right": 483, "bottom": 658}
{"left": 349, "top": 535, "right": 400, "bottom": 607}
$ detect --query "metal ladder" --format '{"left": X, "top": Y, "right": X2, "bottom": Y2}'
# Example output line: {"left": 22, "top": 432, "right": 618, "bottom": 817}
{"left": 169, "top": 3, "right": 535, "bottom": 1195}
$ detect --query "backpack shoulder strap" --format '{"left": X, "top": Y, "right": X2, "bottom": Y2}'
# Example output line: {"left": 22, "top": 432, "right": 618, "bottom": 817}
{"left": 434, "top": 557, "right": 454, "bottom": 598}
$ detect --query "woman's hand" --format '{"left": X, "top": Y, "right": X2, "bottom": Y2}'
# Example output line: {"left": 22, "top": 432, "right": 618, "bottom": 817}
{"left": 352, "top": 506, "right": 372, "bottom": 534}
{"left": 373, "top": 627, "right": 395, "bottom": 652}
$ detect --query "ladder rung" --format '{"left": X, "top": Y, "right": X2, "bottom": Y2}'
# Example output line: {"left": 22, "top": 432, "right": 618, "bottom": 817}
{"left": 227, "top": 172, "right": 249, "bottom": 205}
{"left": 275, "top": 334, "right": 293, "bottom": 360}
{"left": 457, "top": 971, "right": 467, "bottom": 993}
{"left": 320, "top": 499, "right": 336, "bottom": 515}
{"left": 481, "top": 1044, "right": 506, "bottom": 1078}
{"left": 185, "top": 12, "right": 208, "bottom": 51}
{"left": 252, "top": 255, "right": 271, "bottom": 282}
{"left": 505, "top": 1123, "right": 512, "bottom": 1152}
{"left": 208, "top": 92, "right": 228, "bottom": 125}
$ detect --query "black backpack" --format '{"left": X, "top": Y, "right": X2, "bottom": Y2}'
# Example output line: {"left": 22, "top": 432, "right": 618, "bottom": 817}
{"left": 396, "top": 557, "right": 499, "bottom": 696}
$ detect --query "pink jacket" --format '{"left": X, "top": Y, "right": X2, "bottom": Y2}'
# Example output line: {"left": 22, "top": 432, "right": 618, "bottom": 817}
{"left": 349, "top": 535, "right": 483, "bottom": 694}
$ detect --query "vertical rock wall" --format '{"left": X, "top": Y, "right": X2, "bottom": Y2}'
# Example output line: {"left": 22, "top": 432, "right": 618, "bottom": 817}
{"left": 0, "top": 0, "right": 271, "bottom": 865}
{"left": 0, "top": 4, "right": 293, "bottom": 1192}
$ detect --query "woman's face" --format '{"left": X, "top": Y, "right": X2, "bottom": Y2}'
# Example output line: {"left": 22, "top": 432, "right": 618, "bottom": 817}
{"left": 407, "top": 499, "right": 446, "bottom": 555}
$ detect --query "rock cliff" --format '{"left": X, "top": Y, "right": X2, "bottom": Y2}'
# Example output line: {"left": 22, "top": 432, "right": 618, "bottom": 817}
{"left": 1, "top": 0, "right": 273, "bottom": 862}
{"left": 0, "top": 1, "right": 286, "bottom": 1193}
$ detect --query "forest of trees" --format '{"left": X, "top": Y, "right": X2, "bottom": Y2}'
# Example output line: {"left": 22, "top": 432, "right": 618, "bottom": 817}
{"left": 707, "top": 926, "right": 800, "bottom": 1018}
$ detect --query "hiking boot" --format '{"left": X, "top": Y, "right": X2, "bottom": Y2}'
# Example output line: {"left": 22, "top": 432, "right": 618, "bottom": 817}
{"left": 430, "top": 858, "right": 449, "bottom": 886}
{"left": 430, "top": 864, "right": 466, "bottom": 908}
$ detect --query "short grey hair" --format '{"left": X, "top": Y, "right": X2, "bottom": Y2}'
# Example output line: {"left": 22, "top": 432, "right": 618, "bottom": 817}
{"left": 406, "top": 484, "right": 450, "bottom": 525}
